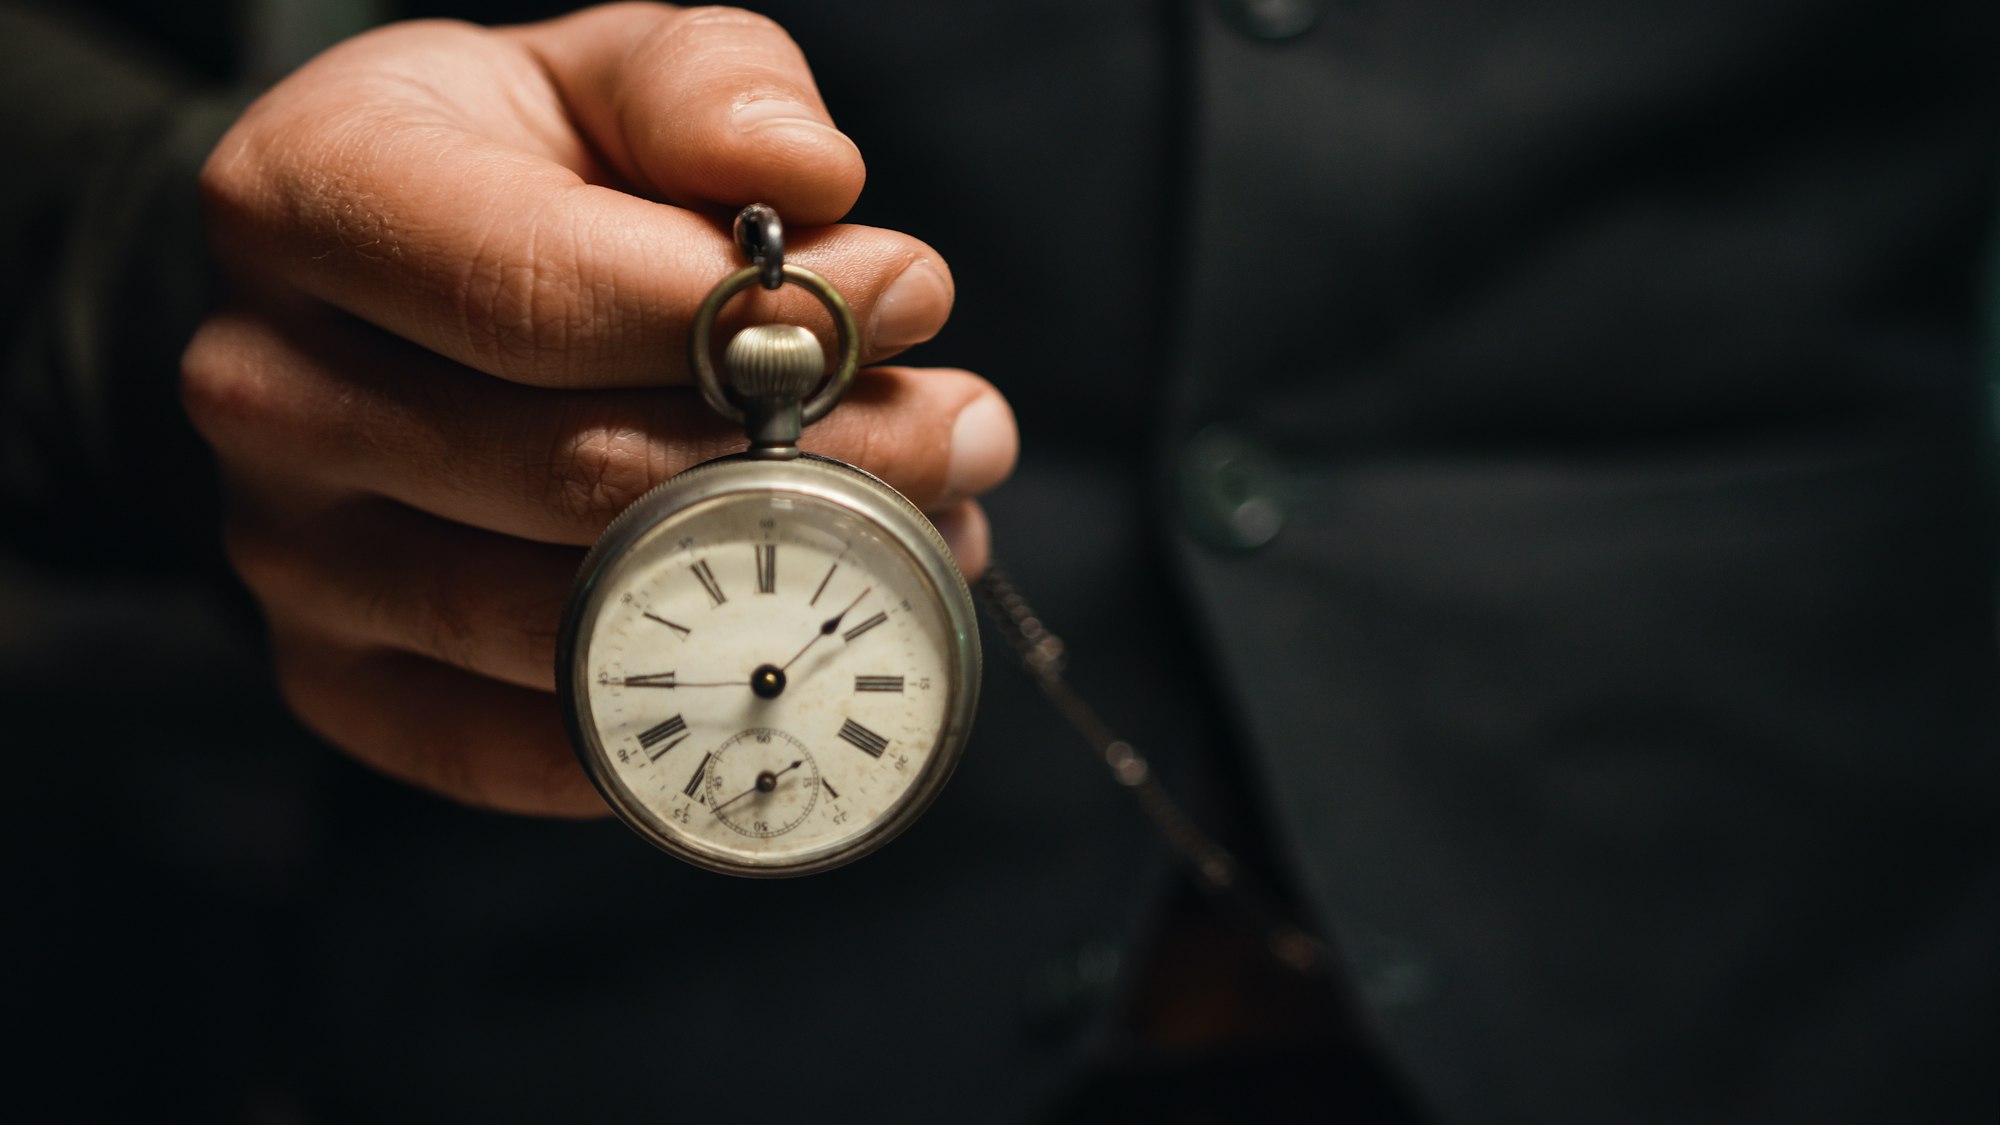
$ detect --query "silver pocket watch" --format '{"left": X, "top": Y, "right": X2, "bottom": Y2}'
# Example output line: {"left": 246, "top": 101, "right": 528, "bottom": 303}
{"left": 556, "top": 206, "right": 980, "bottom": 876}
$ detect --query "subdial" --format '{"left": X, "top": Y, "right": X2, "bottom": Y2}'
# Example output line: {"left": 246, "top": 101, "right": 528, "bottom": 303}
{"left": 704, "top": 728, "right": 821, "bottom": 838}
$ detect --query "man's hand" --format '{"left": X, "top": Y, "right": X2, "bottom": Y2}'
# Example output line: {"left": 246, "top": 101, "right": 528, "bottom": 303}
{"left": 181, "top": 4, "right": 1016, "bottom": 817}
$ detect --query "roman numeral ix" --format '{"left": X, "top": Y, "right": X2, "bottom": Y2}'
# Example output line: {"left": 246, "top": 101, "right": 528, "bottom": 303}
{"left": 637, "top": 714, "right": 689, "bottom": 760}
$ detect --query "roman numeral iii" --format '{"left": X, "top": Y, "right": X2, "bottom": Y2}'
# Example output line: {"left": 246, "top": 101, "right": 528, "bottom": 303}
{"left": 837, "top": 718, "right": 889, "bottom": 758}
{"left": 854, "top": 675, "right": 904, "bottom": 693}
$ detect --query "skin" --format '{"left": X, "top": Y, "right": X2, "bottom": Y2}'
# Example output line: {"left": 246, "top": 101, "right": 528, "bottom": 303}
{"left": 183, "top": 3, "right": 1018, "bottom": 817}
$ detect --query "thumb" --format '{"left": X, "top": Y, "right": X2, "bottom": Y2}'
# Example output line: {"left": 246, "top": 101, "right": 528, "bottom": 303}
{"left": 514, "top": 3, "right": 864, "bottom": 224}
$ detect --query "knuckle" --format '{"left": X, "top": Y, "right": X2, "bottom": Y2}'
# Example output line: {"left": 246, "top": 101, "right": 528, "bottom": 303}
{"left": 196, "top": 100, "right": 328, "bottom": 267}
{"left": 452, "top": 202, "right": 596, "bottom": 382}
{"left": 419, "top": 564, "right": 485, "bottom": 674}
{"left": 542, "top": 421, "right": 668, "bottom": 529}
{"left": 197, "top": 111, "right": 273, "bottom": 236}
{"left": 179, "top": 317, "right": 270, "bottom": 449}
{"left": 196, "top": 139, "right": 252, "bottom": 230}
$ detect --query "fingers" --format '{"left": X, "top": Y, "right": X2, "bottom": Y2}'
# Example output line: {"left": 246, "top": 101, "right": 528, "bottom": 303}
{"left": 931, "top": 501, "right": 991, "bottom": 577}
{"left": 189, "top": 4, "right": 994, "bottom": 824}
{"left": 224, "top": 488, "right": 579, "bottom": 692}
{"left": 184, "top": 306, "right": 1018, "bottom": 547}
{"left": 270, "top": 620, "right": 605, "bottom": 817}
{"left": 255, "top": 500, "right": 984, "bottom": 819}
{"left": 801, "top": 368, "right": 1018, "bottom": 516}
{"left": 227, "top": 484, "right": 992, "bottom": 714}
{"left": 516, "top": 4, "right": 864, "bottom": 223}
{"left": 199, "top": 8, "right": 947, "bottom": 389}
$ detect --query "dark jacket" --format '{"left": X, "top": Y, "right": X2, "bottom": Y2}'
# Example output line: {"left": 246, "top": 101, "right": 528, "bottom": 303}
{"left": 5, "top": 1, "right": 1996, "bottom": 1121}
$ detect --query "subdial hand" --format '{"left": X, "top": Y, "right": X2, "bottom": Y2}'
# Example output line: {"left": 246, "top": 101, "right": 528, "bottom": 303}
{"left": 710, "top": 760, "right": 804, "bottom": 817}
{"left": 781, "top": 585, "right": 874, "bottom": 672}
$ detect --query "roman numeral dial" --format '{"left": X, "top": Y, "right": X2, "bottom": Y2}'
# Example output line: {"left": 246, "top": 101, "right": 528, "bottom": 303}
{"left": 570, "top": 471, "right": 972, "bottom": 875}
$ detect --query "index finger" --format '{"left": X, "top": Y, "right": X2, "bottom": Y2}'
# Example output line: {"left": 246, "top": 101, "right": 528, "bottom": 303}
{"left": 200, "top": 18, "right": 952, "bottom": 389}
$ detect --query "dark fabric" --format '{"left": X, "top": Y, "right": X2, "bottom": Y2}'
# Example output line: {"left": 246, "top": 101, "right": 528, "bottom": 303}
{"left": 1163, "top": 3, "right": 2000, "bottom": 1122}
{"left": 5, "top": 1, "right": 1997, "bottom": 1122}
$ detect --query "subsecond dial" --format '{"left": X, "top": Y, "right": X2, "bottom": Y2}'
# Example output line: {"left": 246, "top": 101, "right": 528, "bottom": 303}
{"left": 704, "top": 729, "right": 821, "bottom": 838}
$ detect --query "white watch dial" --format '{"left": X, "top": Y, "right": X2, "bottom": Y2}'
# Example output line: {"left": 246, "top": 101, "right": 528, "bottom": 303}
{"left": 565, "top": 468, "right": 973, "bottom": 875}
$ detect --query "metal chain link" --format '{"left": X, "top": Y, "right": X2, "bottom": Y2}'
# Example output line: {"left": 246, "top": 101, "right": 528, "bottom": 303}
{"left": 973, "top": 559, "right": 1332, "bottom": 978}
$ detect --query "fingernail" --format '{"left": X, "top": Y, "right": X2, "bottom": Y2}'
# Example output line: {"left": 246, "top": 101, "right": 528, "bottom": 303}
{"left": 945, "top": 393, "right": 1017, "bottom": 501}
{"left": 869, "top": 259, "right": 953, "bottom": 352}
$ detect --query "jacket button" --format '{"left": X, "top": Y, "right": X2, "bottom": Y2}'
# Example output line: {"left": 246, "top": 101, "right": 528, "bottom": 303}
{"left": 1216, "top": 0, "right": 1321, "bottom": 41}
{"left": 1178, "top": 424, "right": 1289, "bottom": 552}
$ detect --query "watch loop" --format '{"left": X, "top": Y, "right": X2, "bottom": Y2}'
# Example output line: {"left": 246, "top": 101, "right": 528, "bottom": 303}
{"left": 690, "top": 208, "right": 861, "bottom": 428}
{"left": 733, "top": 202, "right": 786, "bottom": 291}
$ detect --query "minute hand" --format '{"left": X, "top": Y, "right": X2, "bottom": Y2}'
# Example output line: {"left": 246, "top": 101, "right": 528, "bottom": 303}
{"left": 781, "top": 586, "right": 873, "bottom": 671}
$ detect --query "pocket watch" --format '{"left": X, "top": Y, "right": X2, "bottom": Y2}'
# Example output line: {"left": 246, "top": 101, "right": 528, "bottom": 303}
{"left": 556, "top": 206, "right": 980, "bottom": 877}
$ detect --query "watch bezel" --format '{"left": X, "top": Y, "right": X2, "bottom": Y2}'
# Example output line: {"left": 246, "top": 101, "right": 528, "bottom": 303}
{"left": 557, "top": 454, "right": 981, "bottom": 877}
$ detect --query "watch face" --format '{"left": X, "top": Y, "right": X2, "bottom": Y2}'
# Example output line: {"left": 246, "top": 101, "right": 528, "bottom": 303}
{"left": 561, "top": 459, "right": 977, "bottom": 875}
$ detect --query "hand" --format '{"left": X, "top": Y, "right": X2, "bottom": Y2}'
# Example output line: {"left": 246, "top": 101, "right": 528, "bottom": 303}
{"left": 779, "top": 584, "right": 872, "bottom": 673}
{"left": 181, "top": 4, "right": 1017, "bottom": 816}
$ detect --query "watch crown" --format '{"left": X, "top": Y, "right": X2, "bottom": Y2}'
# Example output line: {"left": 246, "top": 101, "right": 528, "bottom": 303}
{"left": 724, "top": 324, "right": 825, "bottom": 399}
